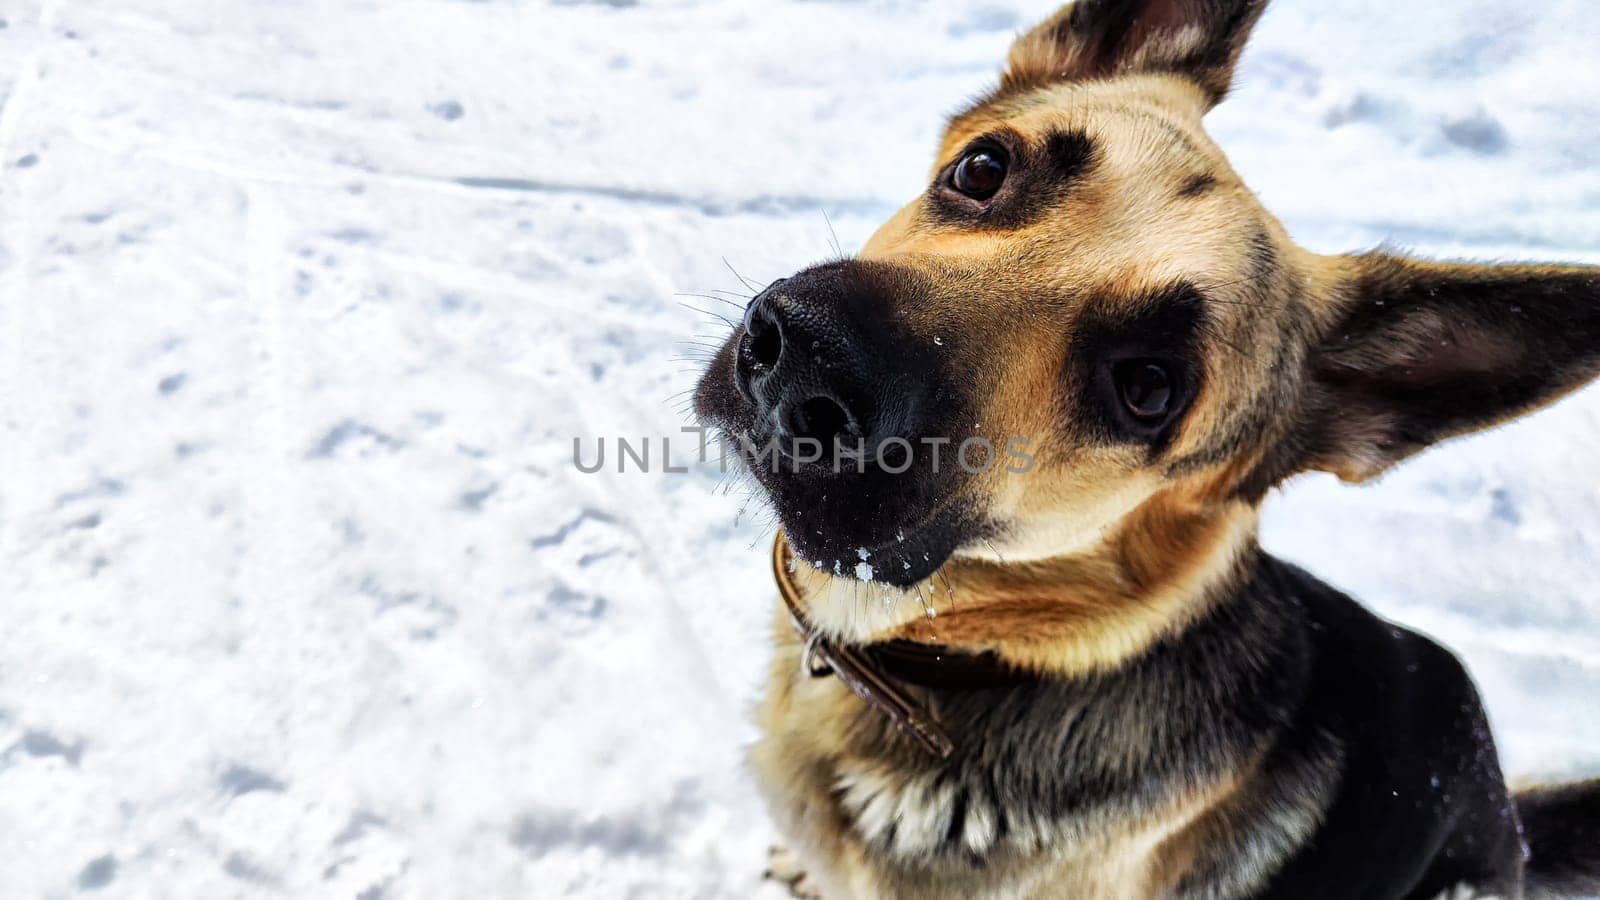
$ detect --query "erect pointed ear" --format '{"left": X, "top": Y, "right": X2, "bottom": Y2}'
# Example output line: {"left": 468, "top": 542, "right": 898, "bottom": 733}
{"left": 1004, "top": 0, "right": 1269, "bottom": 107}
{"left": 1282, "top": 254, "right": 1600, "bottom": 484}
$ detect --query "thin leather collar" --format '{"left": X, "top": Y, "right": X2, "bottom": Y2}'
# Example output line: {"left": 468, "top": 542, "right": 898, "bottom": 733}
{"left": 771, "top": 534, "right": 1033, "bottom": 759}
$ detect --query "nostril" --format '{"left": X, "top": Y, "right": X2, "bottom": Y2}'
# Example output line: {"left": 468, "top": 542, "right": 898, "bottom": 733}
{"left": 790, "top": 395, "right": 857, "bottom": 446}
{"left": 741, "top": 297, "right": 784, "bottom": 370}
{"left": 734, "top": 295, "right": 786, "bottom": 404}
{"left": 748, "top": 322, "right": 781, "bottom": 369}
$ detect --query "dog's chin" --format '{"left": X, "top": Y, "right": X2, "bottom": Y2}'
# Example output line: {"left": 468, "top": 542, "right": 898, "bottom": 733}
{"left": 768, "top": 485, "right": 977, "bottom": 588}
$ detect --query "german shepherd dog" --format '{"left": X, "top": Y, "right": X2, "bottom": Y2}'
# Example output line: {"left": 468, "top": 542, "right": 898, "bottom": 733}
{"left": 692, "top": 1, "right": 1600, "bottom": 896}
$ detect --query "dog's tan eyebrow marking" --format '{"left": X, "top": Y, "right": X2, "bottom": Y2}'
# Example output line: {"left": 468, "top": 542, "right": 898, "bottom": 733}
{"left": 947, "top": 85, "right": 1058, "bottom": 130}
{"left": 1100, "top": 103, "right": 1207, "bottom": 160}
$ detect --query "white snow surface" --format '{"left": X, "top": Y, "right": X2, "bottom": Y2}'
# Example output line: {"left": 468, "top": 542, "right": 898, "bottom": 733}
{"left": 2, "top": 0, "right": 1599, "bottom": 896}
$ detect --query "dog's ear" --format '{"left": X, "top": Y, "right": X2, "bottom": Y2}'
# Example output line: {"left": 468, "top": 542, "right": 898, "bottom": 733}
{"left": 1005, "top": 0, "right": 1268, "bottom": 107}
{"left": 1268, "top": 254, "right": 1600, "bottom": 486}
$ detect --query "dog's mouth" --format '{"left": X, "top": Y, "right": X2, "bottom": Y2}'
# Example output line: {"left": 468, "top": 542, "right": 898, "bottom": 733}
{"left": 692, "top": 262, "right": 989, "bottom": 586}
{"left": 722, "top": 424, "right": 979, "bottom": 585}
{"left": 697, "top": 406, "right": 984, "bottom": 585}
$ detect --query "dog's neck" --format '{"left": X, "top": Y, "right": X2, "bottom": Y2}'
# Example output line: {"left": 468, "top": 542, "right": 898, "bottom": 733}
{"left": 783, "top": 492, "right": 1261, "bottom": 679}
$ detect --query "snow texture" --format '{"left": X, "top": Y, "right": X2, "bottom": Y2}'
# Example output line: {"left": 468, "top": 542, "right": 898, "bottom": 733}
{"left": 1, "top": 0, "right": 1598, "bottom": 897}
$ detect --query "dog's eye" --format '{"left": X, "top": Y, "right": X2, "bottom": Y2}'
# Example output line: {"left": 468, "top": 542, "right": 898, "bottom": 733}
{"left": 951, "top": 149, "right": 1007, "bottom": 200}
{"left": 1114, "top": 360, "right": 1174, "bottom": 421}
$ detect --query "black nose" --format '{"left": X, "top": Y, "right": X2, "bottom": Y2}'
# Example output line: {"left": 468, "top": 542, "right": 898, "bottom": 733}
{"left": 734, "top": 266, "right": 926, "bottom": 455}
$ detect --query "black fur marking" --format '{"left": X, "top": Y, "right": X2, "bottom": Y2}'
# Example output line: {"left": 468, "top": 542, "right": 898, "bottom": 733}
{"left": 1245, "top": 226, "right": 1280, "bottom": 283}
{"left": 945, "top": 789, "right": 969, "bottom": 846}
{"left": 1250, "top": 559, "right": 1523, "bottom": 898}
{"left": 923, "top": 129, "right": 1096, "bottom": 231}
{"left": 1067, "top": 284, "right": 1208, "bottom": 457}
{"left": 1179, "top": 172, "right": 1217, "bottom": 198}
{"left": 1046, "top": 130, "right": 1097, "bottom": 178}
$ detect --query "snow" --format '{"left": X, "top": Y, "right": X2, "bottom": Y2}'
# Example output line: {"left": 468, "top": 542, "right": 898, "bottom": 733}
{"left": 1, "top": 0, "right": 1598, "bottom": 896}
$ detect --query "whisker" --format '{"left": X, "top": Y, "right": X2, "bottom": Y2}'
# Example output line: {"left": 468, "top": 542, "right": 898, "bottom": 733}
{"left": 914, "top": 583, "right": 937, "bottom": 630}
{"left": 936, "top": 569, "right": 959, "bottom": 610}
{"left": 749, "top": 522, "right": 776, "bottom": 551}
{"left": 677, "top": 301, "right": 738, "bottom": 329}
{"left": 723, "top": 258, "right": 763, "bottom": 294}
{"left": 982, "top": 539, "right": 1008, "bottom": 565}
{"left": 821, "top": 208, "right": 843, "bottom": 260}
{"left": 676, "top": 291, "right": 748, "bottom": 311}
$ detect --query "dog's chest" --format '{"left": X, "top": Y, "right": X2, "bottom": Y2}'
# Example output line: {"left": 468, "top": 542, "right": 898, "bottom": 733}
{"left": 751, "top": 656, "right": 1219, "bottom": 899}
{"left": 827, "top": 757, "right": 1191, "bottom": 898}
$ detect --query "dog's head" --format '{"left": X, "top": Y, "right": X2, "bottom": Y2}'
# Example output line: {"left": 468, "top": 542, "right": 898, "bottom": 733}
{"left": 696, "top": 0, "right": 1600, "bottom": 601}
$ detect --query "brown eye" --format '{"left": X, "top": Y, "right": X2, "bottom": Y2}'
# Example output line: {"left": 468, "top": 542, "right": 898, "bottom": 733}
{"left": 951, "top": 149, "right": 1007, "bottom": 200}
{"left": 1114, "top": 360, "right": 1173, "bottom": 421}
